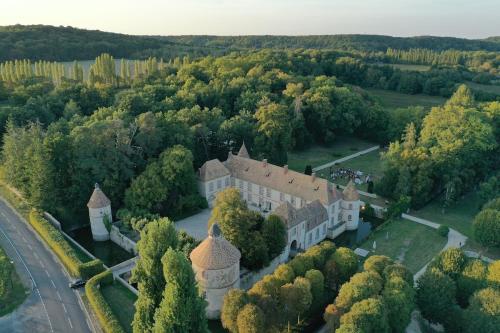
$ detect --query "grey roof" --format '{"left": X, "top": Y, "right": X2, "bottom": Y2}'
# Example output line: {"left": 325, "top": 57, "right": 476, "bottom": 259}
{"left": 199, "top": 159, "right": 230, "bottom": 182}
{"left": 224, "top": 154, "right": 341, "bottom": 205}
{"left": 237, "top": 142, "right": 250, "bottom": 158}
{"left": 343, "top": 180, "right": 360, "bottom": 201}
{"left": 190, "top": 223, "right": 241, "bottom": 270}
{"left": 87, "top": 183, "right": 111, "bottom": 209}
{"left": 273, "top": 199, "right": 328, "bottom": 231}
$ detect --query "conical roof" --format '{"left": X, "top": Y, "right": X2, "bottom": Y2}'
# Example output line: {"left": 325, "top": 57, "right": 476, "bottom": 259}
{"left": 343, "top": 180, "right": 360, "bottom": 201}
{"left": 237, "top": 142, "right": 250, "bottom": 158}
{"left": 87, "top": 183, "right": 111, "bottom": 209}
{"left": 190, "top": 223, "right": 241, "bottom": 270}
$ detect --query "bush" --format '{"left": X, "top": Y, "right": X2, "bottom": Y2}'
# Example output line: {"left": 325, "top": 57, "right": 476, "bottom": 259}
{"left": 80, "top": 259, "right": 105, "bottom": 280}
{"left": 438, "top": 225, "right": 450, "bottom": 238}
{"left": 29, "top": 209, "right": 82, "bottom": 277}
{"left": 85, "top": 270, "right": 125, "bottom": 333}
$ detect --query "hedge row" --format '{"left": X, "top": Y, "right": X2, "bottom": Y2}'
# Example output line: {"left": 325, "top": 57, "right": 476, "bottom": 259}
{"left": 85, "top": 270, "right": 125, "bottom": 333}
{"left": 28, "top": 209, "right": 105, "bottom": 278}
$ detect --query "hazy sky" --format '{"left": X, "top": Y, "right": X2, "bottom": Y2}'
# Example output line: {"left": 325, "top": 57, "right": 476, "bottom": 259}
{"left": 1, "top": 0, "right": 499, "bottom": 38}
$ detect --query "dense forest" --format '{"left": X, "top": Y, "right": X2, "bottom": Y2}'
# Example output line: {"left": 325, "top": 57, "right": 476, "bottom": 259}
{"left": 1, "top": 25, "right": 500, "bottom": 62}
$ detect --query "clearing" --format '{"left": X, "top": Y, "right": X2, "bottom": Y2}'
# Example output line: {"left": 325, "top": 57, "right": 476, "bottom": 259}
{"left": 358, "top": 218, "right": 447, "bottom": 274}
{"left": 101, "top": 282, "right": 138, "bottom": 333}
{"left": 367, "top": 88, "right": 447, "bottom": 109}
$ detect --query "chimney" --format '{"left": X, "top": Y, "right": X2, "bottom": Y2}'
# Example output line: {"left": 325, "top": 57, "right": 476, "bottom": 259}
{"left": 311, "top": 172, "right": 316, "bottom": 182}
{"left": 262, "top": 159, "right": 267, "bottom": 167}
{"left": 284, "top": 165, "right": 288, "bottom": 174}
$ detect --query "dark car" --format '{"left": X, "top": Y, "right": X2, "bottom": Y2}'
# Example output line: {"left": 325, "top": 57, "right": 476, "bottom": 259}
{"left": 69, "top": 279, "right": 86, "bottom": 289}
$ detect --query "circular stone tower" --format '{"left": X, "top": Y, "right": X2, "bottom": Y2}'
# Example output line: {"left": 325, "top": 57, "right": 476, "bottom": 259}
{"left": 342, "top": 180, "right": 361, "bottom": 230}
{"left": 190, "top": 223, "right": 241, "bottom": 319}
{"left": 87, "top": 183, "right": 112, "bottom": 241}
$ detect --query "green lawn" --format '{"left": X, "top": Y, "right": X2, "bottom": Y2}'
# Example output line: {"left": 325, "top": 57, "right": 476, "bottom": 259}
{"left": 389, "top": 64, "right": 431, "bottom": 72}
{"left": 465, "top": 81, "right": 500, "bottom": 95}
{"left": 367, "top": 88, "right": 447, "bottom": 109}
{"left": 359, "top": 218, "right": 447, "bottom": 274}
{"left": 287, "top": 136, "right": 377, "bottom": 172}
{"left": 412, "top": 191, "right": 500, "bottom": 259}
{"left": 0, "top": 245, "right": 28, "bottom": 316}
{"left": 101, "top": 282, "right": 138, "bottom": 333}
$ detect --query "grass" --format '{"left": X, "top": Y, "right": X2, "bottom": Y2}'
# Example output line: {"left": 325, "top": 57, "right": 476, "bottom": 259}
{"left": 412, "top": 191, "right": 500, "bottom": 260}
{"left": 358, "top": 218, "right": 447, "bottom": 274}
{"left": 367, "top": 88, "right": 447, "bottom": 109}
{"left": 0, "top": 245, "right": 28, "bottom": 316}
{"left": 389, "top": 64, "right": 431, "bottom": 72}
{"left": 101, "top": 282, "right": 138, "bottom": 333}
{"left": 287, "top": 136, "right": 377, "bottom": 172}
{"left": 465, "top": 81, "right": 500, "bottom": 95}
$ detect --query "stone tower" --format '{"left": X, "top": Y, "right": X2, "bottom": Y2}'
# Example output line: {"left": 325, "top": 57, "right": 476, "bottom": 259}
{"left": 190, "top": 223, "right": 241, "bottom": 319}
{"left": 341, "top": 180, "right": 361, "bottom": 230}
{"left": 87, "top": 183, "right": 112, "bottom": 241}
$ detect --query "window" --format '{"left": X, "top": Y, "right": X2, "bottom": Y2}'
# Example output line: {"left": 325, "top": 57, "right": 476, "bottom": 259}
{"left": 323, "top": 224, "right": 327, "bottom": 235}
{"left": 308, "top": 233, "right": 312, "bottom": 244}
{"left": 217, "top": 179, "right": 222, "bottom": 189}
{"left": 209, "top": 182, "right": 214, "bottom": 192}
{"left": 315, "top": 229, "right": 319, "bottom": 240}
{"left": 338, "top": 213, "right": 342, "bottom": 221}
{"left": 348, "top": 215, "right": 352, "bottom": 221}
{"left": 266, "top": 187, "right": 271, "bottom": 197}
{"left": 225, "top": 177, "right": 230, "bottom": 186}
{"left": 280, "top": 192, "right": 285, "bottom": 201}
{"left": 348, "top": 203, "right": 353, "bottom": 210}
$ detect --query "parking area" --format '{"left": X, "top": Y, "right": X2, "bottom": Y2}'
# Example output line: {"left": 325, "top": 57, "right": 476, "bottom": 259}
{"left": 174, "top": 209, "right": 212, "bottom": 241}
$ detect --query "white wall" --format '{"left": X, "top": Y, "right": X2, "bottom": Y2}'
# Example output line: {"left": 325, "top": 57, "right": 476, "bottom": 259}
{"left": 89, "top": 206, "right": 111, "bottom": 241}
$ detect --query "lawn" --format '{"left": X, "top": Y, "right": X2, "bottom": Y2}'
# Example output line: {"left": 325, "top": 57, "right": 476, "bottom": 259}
{"left": 412, "top": 191, "right": 500, "bottom": 259}
{"left": 287, "top": 136, "right": 377, "bottom": 172}
{"left": 367, "top": 88, "right": 447, "bottom": 109}
{"left": 0, "top": 245, "right": 28, "bottom": 316}
{"left": 101, "top": 282, "right": 138, "bottom": 333}
{"left": 389, "top": 64, "right": 431, "bottom": 72}
{"left": 358, "top": 218, "right": 447, "bottom": 274}
{"left": 465, "top": 81, "right": 500, "bottom": 95}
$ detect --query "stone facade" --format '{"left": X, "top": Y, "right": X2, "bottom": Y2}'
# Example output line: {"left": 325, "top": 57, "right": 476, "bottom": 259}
{"left": 87, "top": 183, "right": 112, "bottom": 241}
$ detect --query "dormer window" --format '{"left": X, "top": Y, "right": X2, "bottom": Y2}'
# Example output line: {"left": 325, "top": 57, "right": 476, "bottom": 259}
{"left": 289, "top": 178, "right": 294, "bottom": 184}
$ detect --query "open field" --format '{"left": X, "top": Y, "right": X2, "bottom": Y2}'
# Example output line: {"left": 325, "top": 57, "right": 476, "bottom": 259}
{"left": 358, "top": 218, "right": 447, "bottom": 274}
{"left": 465, "top": 81, "right": 500, "bottom": 95}
{"left": 287, "top": 136, "right": 377, "bottom": 172}
{"left": 0, "top": 245, "right": 27, "bottom": 316}
{"left": 412, "top": 191, "right": 500, "bottom": 259}
{"left": 367, "top": 88, "right": 447, "bottom": 109}
{"left": 101, "top": 282, "right": 138, "bottom": 333}
{"left": 390, "top": 64, "right": 431, "bottom": 72}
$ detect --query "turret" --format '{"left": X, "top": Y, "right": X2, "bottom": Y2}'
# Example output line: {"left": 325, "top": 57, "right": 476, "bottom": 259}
{"left": 87, "top": 183, "right": 112, "bottom": 241}
{"left": 341, "top": 180, "right": 361, "bottom": 230}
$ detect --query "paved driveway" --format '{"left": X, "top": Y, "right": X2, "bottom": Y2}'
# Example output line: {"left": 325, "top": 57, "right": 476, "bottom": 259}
{"left": 175, "top": 209, "right": 212, "bottom": 241}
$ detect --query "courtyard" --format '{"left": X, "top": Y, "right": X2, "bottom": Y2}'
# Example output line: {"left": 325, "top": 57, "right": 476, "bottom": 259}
{"left": 174, "top": 208, "right": 212, "bottom": 240}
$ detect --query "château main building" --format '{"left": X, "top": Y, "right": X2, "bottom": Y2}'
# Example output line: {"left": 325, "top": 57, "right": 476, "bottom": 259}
{"left": 197, "top": 143, "right": 361, "bottom": 257}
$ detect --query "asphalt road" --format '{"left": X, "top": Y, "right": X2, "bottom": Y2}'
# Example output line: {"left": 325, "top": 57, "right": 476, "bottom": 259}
{"left": 0, "top": 199, "right": 93, "bottom": 333}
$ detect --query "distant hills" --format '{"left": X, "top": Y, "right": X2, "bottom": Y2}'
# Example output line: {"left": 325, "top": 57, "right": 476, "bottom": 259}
{"left": 0, "top": 25, "right": 499, "bottom": 62}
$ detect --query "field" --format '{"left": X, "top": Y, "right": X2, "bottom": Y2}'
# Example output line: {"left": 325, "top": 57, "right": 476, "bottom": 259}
{"left": 367, "top": 88, "right": 447, "bottom": 109}
{"left": 101, "top": 282, "right": 138, "bottom": 333}
{"left": 0, "top": 245, "right": 28, "bottom": 316}
{"left": 358, "top": 218, "right": 447, "bottom": 274}
{"left": 287, "top": 136, "right": 377, "bottom": 172}
{"left": 412, "top": 191, "right": 500, "bottom": 259}
{"left": 465, "top": 81, "right": 500, "bottom": 95}
{"left": 389, "top": 64, "right": 431, "bottom": 72}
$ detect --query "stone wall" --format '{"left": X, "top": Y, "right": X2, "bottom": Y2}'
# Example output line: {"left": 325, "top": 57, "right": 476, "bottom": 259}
{"left": 110, "top": 225, "right": 137, "bottom": 255}
{"left": 240, "top": 255, "right": 283, "bottom": 290}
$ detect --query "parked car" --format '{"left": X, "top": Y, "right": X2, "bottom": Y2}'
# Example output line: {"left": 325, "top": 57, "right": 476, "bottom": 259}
{"left": 68, "top": 279, "right": 86, "bottom": 289}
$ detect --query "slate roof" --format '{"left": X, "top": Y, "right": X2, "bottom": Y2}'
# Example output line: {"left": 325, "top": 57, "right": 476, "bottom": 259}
{"left": 190, "top": 224, "right": 241, "bottom": 270}
{"left": 224, "top": 154, "right": 341, "bottom": 205}
{"left": 343, "top": 180, "right": 360, "bottom": 201}
{"left": 87, "top": 183, "right": 111, "bottom": 209}
{"left": 237, "top": 142, "right": 250, "bottom": 158}
{"left": 273, "top": 199, "right": 328, "bottom": 231}
{"left": 198, "top": 159, "right": 230, "bottom": 182}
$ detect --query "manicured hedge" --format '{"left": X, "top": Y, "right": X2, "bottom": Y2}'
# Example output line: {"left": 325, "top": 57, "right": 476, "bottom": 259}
{"left": 29, "top": 209, "right": 82, "bottom": 276}
{"left": 80, "top": 259, "right": 105, "bottom": 280}
{"left": 85, "top": 270, "right": 125, "bottom": 333}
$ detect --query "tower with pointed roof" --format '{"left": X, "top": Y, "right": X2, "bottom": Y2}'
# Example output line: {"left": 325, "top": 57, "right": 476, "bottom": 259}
{"left": 87, "top": 183, "right": 112, "bottom": 241}
{"left": 190, "top": 223, "right": 241, "bottom": 319}
{"left": 237, "top": 141, "right": 250, "bottom": 158}
{"left": 341, "top": 180, "right": 361, "bottom": 230}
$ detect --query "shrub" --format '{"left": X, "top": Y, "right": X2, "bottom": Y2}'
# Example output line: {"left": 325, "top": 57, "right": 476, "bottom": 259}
{"left": 29, "top": 209, "right": 82, "bottom": 277}
{"left": 85, "top": 270, "right": 125, "bottom": 333}
{"left": 80, "top": 259, "right": 105, "bottom": 280}
{"left": 438, "top": 225, "right": 450, "bottom": 237}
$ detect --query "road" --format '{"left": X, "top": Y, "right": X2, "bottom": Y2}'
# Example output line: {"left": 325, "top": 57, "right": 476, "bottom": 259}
{"left": 0, "top": 198, "right": 93, "bottom": 333}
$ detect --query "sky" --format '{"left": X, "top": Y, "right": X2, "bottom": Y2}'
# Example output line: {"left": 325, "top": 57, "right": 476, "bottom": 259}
{"left": 1, "top": 0, "right": 499, "bottom": 38}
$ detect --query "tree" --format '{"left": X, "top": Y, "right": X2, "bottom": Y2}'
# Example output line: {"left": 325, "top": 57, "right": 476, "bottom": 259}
{"left": 338, "top": 298, "right": 389, "bottom": 333}
{"left": 473, "top": 208, "right": 500, "bottom": 248}
{"left": 363, "top": 255, "right": 394, "bottom": 276}
{"left": 383, "top": 264, "right": 413, "bottom": 285}
{"left": 304, "top": 165, "right": 312, "bottom": 175}
{"left": 289, "top": 253, "right": 314, "bottom": 277}
{"left": 335, "top": 271, "right": 383, "bottom": 312}
{"left": 131, "top": 218, "right": 178, "bottom": 333}
{"left": 236, "top": 304, "right": 265, "bottom": 333}
{"left": 261, "top": 215, "right": 287, "bottom": 258}
{"left": 463, "top": 288, "right": 500, "bottom": 333}
{"left": 486, "top": 260, "right": 500, "bottom": 288}
{"left": 382, "top": 277, "right": 415, "bottom": 333}
{"left": 323, "top": 304, "right": 342, "bottom": 332}
{"left": 280, "top": 277, "right": 312, "bottom": 325}
{"left": 445, "top": 84, "right": 474, "bottom": 108}
{"left": 221, "top": 289, "right": 249, "bottom": 333}
{"left": 456, "top": 259, "right": 488, "bottom": 307}
{"left": 324, "top": 258, "right": 340, "bottom": 290}
{"left": 152, "top": 249, "right": 208, "bottom": 333}
{"left": 305, "top": 269, "right": 325, "bottom": 303}
{"left": 331, "top": 247, "right": 358, "bottom": 285}
{"left": 433, "top": 247, "right": 467, "bottom": 278}
{"left": 416, "top": 268, "right": 457, "bottom": 325}
{"left": 273, "top": 264, "right": 295, "bottom": 284}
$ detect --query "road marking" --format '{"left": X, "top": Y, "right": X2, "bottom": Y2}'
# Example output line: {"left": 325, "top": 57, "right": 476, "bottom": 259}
{"left": 22, "top": 236, "right": 27, "bottom": 242}
{"left": 34, "top": 252, "right": 39, "bottom": 259}
{"left": 68, "top": 317, "right": 73, "bottom": 329}
{"left": 51, "top": 280, "right": 56, "bottom": 289}
{"left": 62, "top": 303, "right": 68, "bottom": 313}
{"left": 28, "top": 244, "right": 32, "bottom": 250}
{"left": 40, "top": 260, "right": 45, "bottom": 268}
{"left": 57, "top": 291, "right": 62, "bottom": 301}
{"left": 45, "top": 269, "right": 50, "bottom": 278}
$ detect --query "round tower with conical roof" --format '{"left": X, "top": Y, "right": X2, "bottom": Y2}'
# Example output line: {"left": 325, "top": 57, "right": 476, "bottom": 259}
{"left": 341, "top": 180, "right": 361, "bottom": 230}
{"left": 190, "top": 223, "right": 241, "bottom": 319}
{"left": 87, "top": 183, "right": 112, "bottom": 241}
